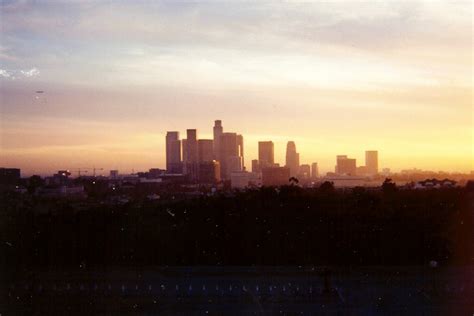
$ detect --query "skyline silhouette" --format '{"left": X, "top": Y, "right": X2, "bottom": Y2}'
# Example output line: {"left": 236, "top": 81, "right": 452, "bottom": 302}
{"left": 1, "top": 117, "right": 473, "bottom": 177}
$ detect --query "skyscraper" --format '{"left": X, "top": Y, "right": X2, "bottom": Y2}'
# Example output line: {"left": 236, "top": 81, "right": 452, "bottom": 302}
{"left": 299, "top": 164, "right": 311, "bottom": 179}
{"left": 237, "top": 134, "right": 244, "bottom": 170}
{"left": 213, "top": 120, "right": 223, "bottom": 160}
{"left": 198, "top": 139, "right": 214, "bottom": 163}
{"left": 285, "top": 141, "right": 300, "bottom": 177}
{"left": 219, "top": 132, "right": 242, "bottom": 180}
{"left": 198, "top": 161, "right": 221, "bottom": 184}
{"left": 184, "top": 129, "right": 198, "bottom": 180}
{"left": 365, "top": 150, "right": 379, "bottom": 176}
{"left": 166, "top": 131, "right": 182, "bottom": 174}
{"left": 258, "top": 141, "right": 274, "bottom": 169}
{"left": 251, "top": 159, "right": 260, "bottom": 173}
{"left": 311, "top": 162, "right": 319, "bottom": 179}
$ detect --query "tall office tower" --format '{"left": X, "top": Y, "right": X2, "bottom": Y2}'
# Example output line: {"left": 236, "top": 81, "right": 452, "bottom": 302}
{"left": 258, "top": 141, "right": 274, "bottom": 169}
{"left": 251, "top": 159, "right": 260, "bottom": 173}
{"left": 237, "top": 134, "right": 244, "bottom": 170}
{"left": 219, "top": 132, "right": 242, "bottom": 180}
{"left": 335, "top": 155, "right": 346, "bottom": 174}
{"left": 198, "top": 139, "right": 214, "bottom": 163}
{"left": 311, "top": 162, "right": 319, "bottom": 179}
{"left": 183, "top": 129, "right": 198, "bottom": 180}
{"left": 213, "top": 120, "right": 223, "bottom": 160}
{"left": 227, "top": 155, "right": 243, "bottom": 175}
{"left": 166, "top": 131, "right": 182, "bottom": 174}
{"left": 182, "top": 139, "right": 188, "bottom": 162}
{"left": 336, "top": 155, "right": 357, "bottom": 176}
{"left": 285, "top": 141, "right": 300, "bottom": 177}
{"left": 365, "top": 150, "right": 379, "bottom": 176}
{"left": 299, "top": 164, "right": 311, "bottom": 179}
{"left": 198, "top": 161, "right": 221, "bottom": 184}
{"left": 185, "top": 129, "right": 198, "bottom": 162}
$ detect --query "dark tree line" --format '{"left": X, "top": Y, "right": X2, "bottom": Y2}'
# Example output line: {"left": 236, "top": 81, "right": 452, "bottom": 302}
{"left": 1, "top": 185, "right": 472, "bottom": 272}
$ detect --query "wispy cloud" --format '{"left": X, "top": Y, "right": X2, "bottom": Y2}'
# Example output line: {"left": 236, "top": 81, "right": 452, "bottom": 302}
{"left": 20, "top": 67, "right": 40, "bottom": 77}
{"left": 0, "top": 67, "right": 40, "bottom": 79}
{"left": 0, "top": 69, "right": 13, "bottom": 78}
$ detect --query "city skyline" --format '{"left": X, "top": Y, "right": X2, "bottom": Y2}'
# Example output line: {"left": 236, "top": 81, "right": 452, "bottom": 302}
{"left": 1, "top": 1, "right": 472, "bottom": 175}
{"left": 1, "top": 117, "right": 473, "bottom": 177}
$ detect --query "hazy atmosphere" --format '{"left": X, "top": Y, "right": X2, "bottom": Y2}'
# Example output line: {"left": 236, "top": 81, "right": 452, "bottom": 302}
{"left": 1, "top": 1, "right": 472, "bottom": 175}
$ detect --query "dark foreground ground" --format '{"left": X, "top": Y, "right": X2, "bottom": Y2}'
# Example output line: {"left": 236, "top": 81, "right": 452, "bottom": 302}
{"left": 1, "top": 266, "right": 473, "bottom": 315}
{"left": 1, "top": 186, "right": 473, "bottom": 314}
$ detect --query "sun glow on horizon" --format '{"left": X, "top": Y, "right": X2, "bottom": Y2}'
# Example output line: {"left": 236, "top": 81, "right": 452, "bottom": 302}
{"left": 0, "top": 1, "right": 472, "bottom": 175}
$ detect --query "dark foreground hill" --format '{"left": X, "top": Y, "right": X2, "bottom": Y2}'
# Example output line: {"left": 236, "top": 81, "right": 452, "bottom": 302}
{"left": 1, "top": 185, "right": 472, "bottom": 269}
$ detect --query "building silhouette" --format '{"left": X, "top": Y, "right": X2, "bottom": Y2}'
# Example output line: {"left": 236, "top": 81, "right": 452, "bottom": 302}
{"left": 335, "top": 155, "right": 357, "bottom": 176}
{"left": 0, "top": 168, "right": 20, "bottom": 186}
{"left": 198, "top": 139, "right": 214, "bottom": 163}
{"left": 299, "top": 164, "right": 311, "bottom": 179}
{"left": 262, "top": 166, "right": 290, "bottom": 186}
{"left": 237, "top": 134, "right": 244, "bottom": 170}
{"left": 365, "top": 150, "right": 379, "bottom": 176}
{"left": 109, "top": 170, "right": 119, "bottom": 179}
{"left": 311, "top": 162, "right": 319, "bottom": 179}
{"left": 213, "top": 120, "right": 223, "bottom": 160}
{"left": 251, "top": 159, "right": 260, "bottom": 173}
{"left": 198, "top": 161, "right": 220, "bottom": 184}
{"left": 183, "top": 129, "right": 198, "bottom": 180}
{"left": 165, "top": 131, "right": 182, "bottom": 174}
{"left": 285, "top": 141, "right": 300, "bottom": 177}
{"left": 258, "top": 141, "right": 274, "bottom": 169}
{"left": 219, "top": 133, "right": 243, "bottom": 180}
{"left": 231, "top": 171, "right": 261, "bottom": 188}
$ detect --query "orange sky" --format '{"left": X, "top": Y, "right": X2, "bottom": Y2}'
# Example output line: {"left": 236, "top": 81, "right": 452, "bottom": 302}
{"left": 0, "top": 1, "right": 472, "bottom": 176}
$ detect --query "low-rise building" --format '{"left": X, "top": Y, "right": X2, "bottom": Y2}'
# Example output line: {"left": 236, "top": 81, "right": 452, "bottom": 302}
{"left": 262, "top": 167, "right": 290, "bottom": 187}
{"left": 231, "top": 171, "right": 261, "bottom": 189}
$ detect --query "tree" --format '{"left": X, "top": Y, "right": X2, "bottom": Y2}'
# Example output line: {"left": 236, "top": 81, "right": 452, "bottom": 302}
{"left": 289, "top": 177, "right": 299, "bottom": 185}
{"left": 382, "top": 178, "right": 397, "bottom": 194}
{"left": 319, "top": 181, "right": 335, "bottom": 193}
{"left": 27, "top": 175, "right": 44, "bottom": 194}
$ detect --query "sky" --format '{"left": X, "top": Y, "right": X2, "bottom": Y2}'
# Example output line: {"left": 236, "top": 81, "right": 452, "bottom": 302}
{"left": 0, "top": 0, "right": 472, "bottom": 176}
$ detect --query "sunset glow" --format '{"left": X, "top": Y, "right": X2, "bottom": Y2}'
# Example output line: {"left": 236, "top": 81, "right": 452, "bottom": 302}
{"left": 1, "top": 1, "right": 472, "bottom": 175}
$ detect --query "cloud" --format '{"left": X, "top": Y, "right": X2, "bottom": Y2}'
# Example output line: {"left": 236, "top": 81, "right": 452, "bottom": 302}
{"left": 20, "top": 67, "right": 40, "bottom": 77}
{"left": 0, "top": 69, "right": 13, "bottom": 78}
{"left": 0, "top": 67, "right": 40, "bottom": 79}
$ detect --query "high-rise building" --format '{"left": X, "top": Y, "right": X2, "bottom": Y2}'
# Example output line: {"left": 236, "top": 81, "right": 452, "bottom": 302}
{"left": 213, "top": 120, "right": 223, "bottom": 160}
{"left": 237, "top": 134, "right": 244, "bottom": 170}
{"left": 365, "top": 150, "right": 379, "bottom": 176}
{"left": 251, "top": 159, "right": 260, "bottom": 173}
{"left": 185, "top": 129, "right": 198, "bottom": 162}
{"left": 299, "top": 164, "right": 311, "bottom": 179}
{"left": 198, "top": 139, "right": 214, "bottom": 163}
{"left": 182, "top": 139, "right": 188, "bottom": 162}
{"left": 227, "top": 155, "right": 243, "bottom": 176}
{"left": 258, "top": 141, "right": 274, "bottom": 169}
{"left": 285, "top": 141, "right": 300, "bottom": 177}
{"left": 198, "top": 161, "right": 221, "bottom": 184}
{"left": 335, "top": 155, "right": 357, "bottom": 176}
{"left": 166, "top": 131, "right": 182, "bottom": 174}
{"left": 311, "top": 162, "right": 319, "bottom": 179}
{"left": 219, "top": 132, "right": 242, "bottom": 180}
{"left": 183, "top": 129, "right": 198, "bottom": 180}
